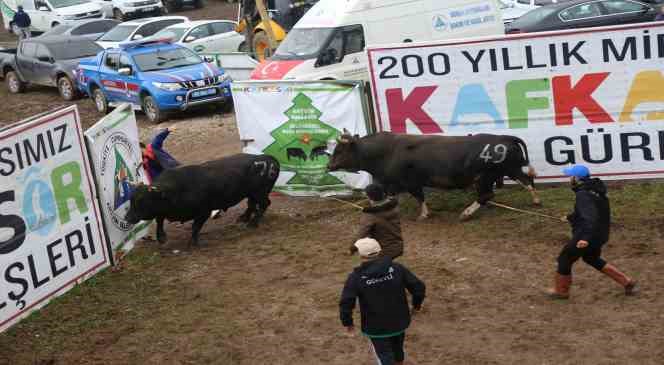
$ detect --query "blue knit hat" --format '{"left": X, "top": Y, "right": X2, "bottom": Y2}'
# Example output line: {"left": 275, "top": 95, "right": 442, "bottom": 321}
{"left": 562, "top": 165, "right": 590, "bottom": 179}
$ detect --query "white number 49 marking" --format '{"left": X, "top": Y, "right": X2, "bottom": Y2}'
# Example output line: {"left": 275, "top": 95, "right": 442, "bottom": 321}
{"left": 480, "top": 144, "right": 508, "bottom": 163}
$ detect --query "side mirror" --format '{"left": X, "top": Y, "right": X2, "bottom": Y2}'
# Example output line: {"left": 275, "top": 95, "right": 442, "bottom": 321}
{"left": 38, "top": 6, "right": 49, "bottom": 11}
{"left": 184, "top": 35, "right": 196, "bottom": 42}
{"left": 118, "top": 67, "right": 132, "bottom": 76}
{"left": 132, "top": 34, "right": 143, "bottom": 40}
{"left": 202, "top": 55, "right": 214, "bottom": 63}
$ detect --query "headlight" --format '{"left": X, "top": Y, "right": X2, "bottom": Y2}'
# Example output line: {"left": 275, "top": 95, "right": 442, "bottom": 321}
{"left": 152, "top": 81, "right": 183, "bottom": 91}
{"left": 216, "top": 73, "right": 231, "bottom": 83}
{"left": 63, "top": 15, "right": 77, "bottom": 20}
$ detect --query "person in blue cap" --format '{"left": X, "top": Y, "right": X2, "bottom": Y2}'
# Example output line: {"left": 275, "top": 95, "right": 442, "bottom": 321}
{"left": 548, "top": 165, "right": 637, "bottom": 299}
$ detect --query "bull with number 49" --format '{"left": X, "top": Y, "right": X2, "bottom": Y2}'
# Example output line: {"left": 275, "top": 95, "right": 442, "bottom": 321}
{"left": 125, "top": 154, "right": 280, "bottom": 246}
{"left": 327, "top": 130, "right": 540, "bottom": 220}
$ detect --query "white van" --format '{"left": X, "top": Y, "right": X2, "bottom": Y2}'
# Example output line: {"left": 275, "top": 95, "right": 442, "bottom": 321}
{"left": 2, "top": 0, "right": 106, "bottom": 33}
{"left": 250, "top": 0, "right": 505, "bottom": 81}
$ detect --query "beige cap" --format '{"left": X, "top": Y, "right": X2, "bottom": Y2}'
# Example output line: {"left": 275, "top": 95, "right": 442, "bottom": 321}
{"left": 354, "top": 238, "right": 382, "bottom": 258}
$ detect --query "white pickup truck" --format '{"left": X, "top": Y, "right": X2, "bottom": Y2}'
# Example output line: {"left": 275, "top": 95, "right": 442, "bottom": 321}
{"left": 2, "top": 0, "right": 105, "bottom": 33}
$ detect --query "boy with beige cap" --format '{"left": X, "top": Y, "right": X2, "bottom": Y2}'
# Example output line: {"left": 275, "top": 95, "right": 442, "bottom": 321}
{"left": 340, "top": 238, "right": 426, "bottom": 365}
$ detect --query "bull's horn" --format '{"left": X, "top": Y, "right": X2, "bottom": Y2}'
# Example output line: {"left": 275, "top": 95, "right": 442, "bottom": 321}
{"left": 148, "top": 186, "right": 159, "bottom": 192}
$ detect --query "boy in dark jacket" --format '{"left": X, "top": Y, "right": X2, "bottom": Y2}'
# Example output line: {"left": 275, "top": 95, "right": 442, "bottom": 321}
{"left": 351, "top": 184, "right": 404, "bottom": 259}
{"left": 340, "top": 238, "right": 426, "bottom": 365}
{"left": 548, "top": 165, "right": 637, "bottom": 299}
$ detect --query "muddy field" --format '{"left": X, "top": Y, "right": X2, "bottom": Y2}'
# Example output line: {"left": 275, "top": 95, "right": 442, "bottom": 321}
{"left": 2, "top": 2, "right": 664, "bottom": 365}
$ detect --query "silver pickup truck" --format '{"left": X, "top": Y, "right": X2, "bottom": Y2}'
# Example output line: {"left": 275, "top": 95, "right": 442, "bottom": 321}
{"left": 0, "top": 36, "right": 103, "bottom": 101}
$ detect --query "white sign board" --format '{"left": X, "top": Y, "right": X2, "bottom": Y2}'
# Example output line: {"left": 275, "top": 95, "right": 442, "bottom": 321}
{"left": 0, "top": 106, "right": 109, "bottom": 332}
{"left": 233, "top": 81, "right": 372, "bottom": 196}
{"left": 85, "top": 104, "right": 150, "bottom": 262}
{"left": 368, "top": 22, "right": 664, "bottom": 181}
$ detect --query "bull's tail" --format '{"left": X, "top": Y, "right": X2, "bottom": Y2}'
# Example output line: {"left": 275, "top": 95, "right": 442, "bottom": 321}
{"left": 511, "top": 136, "right": 537, "bottom": 178}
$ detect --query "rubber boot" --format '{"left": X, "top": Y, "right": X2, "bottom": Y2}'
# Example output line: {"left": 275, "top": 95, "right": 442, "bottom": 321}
{"left": 547, "top": 273, "right": 572, "bottom": 299}
{"left": 601, "top": 264, "right": 638, "bottom": 296}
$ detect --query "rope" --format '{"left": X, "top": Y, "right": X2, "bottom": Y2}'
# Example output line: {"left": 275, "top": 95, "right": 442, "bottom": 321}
{"left": 325, "top": 196, "right": 365, "bottom": 210}
{"left": 487, "top": 201, "right": 567, "bottom": 223}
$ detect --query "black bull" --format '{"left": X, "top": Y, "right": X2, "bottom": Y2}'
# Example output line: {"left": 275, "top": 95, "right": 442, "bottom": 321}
{"left": 327, "top": 132, "right": 540, "bottom": 220}
{"left": 125, "top": 154, "right": 280, "bottom": 246}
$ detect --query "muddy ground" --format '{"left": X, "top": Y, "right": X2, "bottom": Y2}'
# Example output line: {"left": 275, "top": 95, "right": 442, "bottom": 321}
{"left": 1, "top": 109, "right": 663, "bottom": 365}
{"left": 2, "top": 2, "right": 664, "bottom": 364}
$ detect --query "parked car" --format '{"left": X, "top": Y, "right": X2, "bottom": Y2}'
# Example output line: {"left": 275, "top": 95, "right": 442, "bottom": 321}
{"left": 148, "top": 20, "right": 244, "bottom": 54}
{"left": 506, "top": 0, "right": 658, "bottom": 33}
{"left": 501, "top": 0, "right": 569, "bottom": 24}
{"left": 40, "top": 19, "right": 120, "bottom": 40}
{"left": 163, "top": 0, "right": 205, "bottom": 13}
{"left": 96, "top": 16, "right": 188, "bottom": 49}
{"left": 76, "top": 40, "right": 232, "bottom": 123}
{"left": 2, "top": 0, "right": 105, "bottom": 33}
{"left": 0, "top": 36, "right": 103, "bottom": 100}
{"left": 105, "top": 0, "right": 167, "bottom": 21}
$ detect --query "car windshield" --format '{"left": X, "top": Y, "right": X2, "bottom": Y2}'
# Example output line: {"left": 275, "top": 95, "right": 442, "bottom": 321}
{"left": 49, "top": 0, "right": 89, "bottom": 8}
{"left": 49, "top": 41, "right": 103, "bottom": 60}
{"left": 272, "top": 27, "right": 334, "bottom": 60}
{"left": 511, "top": 6, "right": 558, "bottom": 27}
{"left": 98, "top": 25, "right": 138, "bottom": 42}
{"left": 134, "top": 47, "right": 202, "bottom": 72}
{"left": 151, "top": 27, "right": 187, "bottom": 42}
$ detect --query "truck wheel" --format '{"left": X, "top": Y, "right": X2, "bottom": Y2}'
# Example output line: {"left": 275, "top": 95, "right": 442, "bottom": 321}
{"left": 142, "top": 95, "right": 164, "bottom": 123}
{"left": 113, "top": 8, "right": 125, "bottom": 21}
{"left": 193, "top": 0, "right": 205, "bottom": 9}
{"left": 252, "top": 31, "right": 273, "bottom": 62}
{"left": 92, "top": 88, "right": 109, "bottom": 114}
{"left": 6, "top": 71, "right": 25, "bottom": 94}
{"left": 57, "top": 76, "right": 78, "bottom": 101}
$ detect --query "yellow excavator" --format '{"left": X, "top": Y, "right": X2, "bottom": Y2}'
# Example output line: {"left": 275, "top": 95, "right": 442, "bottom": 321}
{"left": 235, "top": 0, "right": 318, "bottom": 61}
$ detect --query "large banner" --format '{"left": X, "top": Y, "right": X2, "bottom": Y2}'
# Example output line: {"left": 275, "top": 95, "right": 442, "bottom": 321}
{"left": 368, "top": 22, "right": 664, "bottom": 181}
{"left": 0, "top": 106, "right": 109, "bottom": 332}
{"left": 233, "top": 81, "right": 372, "bottom": 196}
{"left": 85, "top": 104, "right": 149, "bottom": 262}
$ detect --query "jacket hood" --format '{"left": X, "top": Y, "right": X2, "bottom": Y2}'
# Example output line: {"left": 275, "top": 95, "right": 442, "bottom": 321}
{"left": 355, "top": 257, "right": 393, "bottom": 279}
{"left": 574, "top": 177, "right": 607, "bottom": 195}
{"left": 142, "top": 62, "right": 222, "bottom": 83}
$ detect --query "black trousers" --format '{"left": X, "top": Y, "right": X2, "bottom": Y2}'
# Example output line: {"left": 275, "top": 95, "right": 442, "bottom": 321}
{"left": 370, "top": 333, "right": 406, "bottom": 365}
{"left": 557, "top": 239, "right": 607, "bottom": 275}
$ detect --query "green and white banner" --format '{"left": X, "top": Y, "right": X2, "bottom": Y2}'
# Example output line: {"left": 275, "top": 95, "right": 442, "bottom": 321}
{"left": 84, "top": 104, "right": 149, "bottom": 262}
{"left": 233, "top": 81, "right": 372, "bottom": 196}
{"left": 0, "top": 106, "right": 109, "bottom": 332}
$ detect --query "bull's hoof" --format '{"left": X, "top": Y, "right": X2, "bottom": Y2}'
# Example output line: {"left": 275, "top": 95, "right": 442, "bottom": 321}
{"left": 533, "top": 199, "right": 542, "bottom": 206}
{"left": 236, "top": 214, "right": 250, "bottom": 223}
{"left": 459, "top": 213, "right": 473, "bottom": 222}
{"left": 417, "top": 214, "right": 429, "bottom": 221}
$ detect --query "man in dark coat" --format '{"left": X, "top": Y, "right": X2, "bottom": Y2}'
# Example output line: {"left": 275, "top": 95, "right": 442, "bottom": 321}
{"left": 340, "top": 238, "right": 425, "bottom": 365}
{"left": 351, "top": 184, "right": 404, "bottom": 259}
{"left": 548, "top": 165, "right": 637, "bottom": 299}
{"left": 11, "top": 6, "right": 31, "bottom": 40}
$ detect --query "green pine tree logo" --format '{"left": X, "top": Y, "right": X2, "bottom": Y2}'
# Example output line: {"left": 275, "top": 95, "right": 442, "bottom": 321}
{"left": 263, "top": 93, "right": 343, "bottom": 187}
{"left": 113, "top": 147, "right": 134, "bottom": 209}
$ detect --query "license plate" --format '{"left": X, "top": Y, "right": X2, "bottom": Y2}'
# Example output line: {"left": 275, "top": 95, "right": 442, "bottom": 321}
{"left": 142, "top": 7, "right": 154, "bottom": 12}
{"left": 192, "top": 88, "right": 217, "bottom": 98}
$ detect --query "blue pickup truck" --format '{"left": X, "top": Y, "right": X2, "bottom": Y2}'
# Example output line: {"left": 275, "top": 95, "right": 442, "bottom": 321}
{"left": 76, "top": 39, "right": 232, "bottom": 123}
